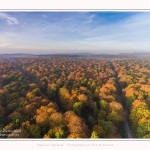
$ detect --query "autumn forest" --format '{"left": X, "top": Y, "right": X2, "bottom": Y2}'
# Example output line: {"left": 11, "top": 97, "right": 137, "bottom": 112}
{"left": 0, "top": 54, "right": 150, "bottom": 138}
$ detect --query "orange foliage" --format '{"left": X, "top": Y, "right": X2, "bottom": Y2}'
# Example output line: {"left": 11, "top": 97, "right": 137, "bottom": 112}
{"left": 77, "top": 94, "right": 88, "bottom": 103}
{"left": 131, "top": 100, "right": 146, "bottom": 108}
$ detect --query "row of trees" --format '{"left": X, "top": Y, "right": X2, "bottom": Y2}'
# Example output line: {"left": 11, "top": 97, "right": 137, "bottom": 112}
{"left": 113, "top": 59, "right": 150, "bottom": 138}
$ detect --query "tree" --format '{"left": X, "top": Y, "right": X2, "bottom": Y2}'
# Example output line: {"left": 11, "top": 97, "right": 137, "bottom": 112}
{"left": 108, "top": 101, "right": 123, "bottom": 116}
{"left": 41, "top": 99, "right": 50, "bottom": 106}
{"left": 22, "top": 103, "right": 36, "bottom": 117}
{"left": 47, "top": 126, "right": 67, "bottom": 138}
{"left": 90, "top": 81, "right": 96, "bottom": 92}
{"left": 77, "top": 94, "right": 88, "bottom": 104}
{"left": 73, "top": 102, "right": 83, "bottom": 116}
{"left": 49, "top": 112, "right": 64, "bottom": 128}
{"left": 100, "top": 100, "right": 108, "bottom": 110}
{"left": 29, "top": 125, "right": 42, "bottom": 138}
{"left": 143, "top": 134, "right": 150, "bottom": 138}
{"left": 87, "top": 116, "right": 96, "bottom": 128}
{"left": 98, "top": 110, "right": 107, "bottom": 120}
{"left": 59, "top": 87, "right": 70, "bottom": 110}
{"left": 55, "top": 128, "right": 66, "bottom": 138}
{"left": 98, "top": 119, "right": 114, "bottom": 134}
{"left": 6, "top": 99, "right": 19, "bottom": 112}
{"left": 32, "top": 88, "right": 41, "bottom": 96}
{"left": 26, "top": 92, "right": 35, "bottom": 99}
{"left": 136, "top": 123, "right": 150, "bottom": 138}
{"left": 36, "top": 112, "right": 49, "bottom": 126}
{"left": 90, "top": 131, "right": 99, "bottom": 138}
{"left": 126, "top": 94, "right": 136, "bottom": 108}
{"left": 47, "top": 84, "right": 58, "bottom": 100}
{"left": 130, "top": 106, "right": 150, "bottom": 131}
{"left": 94, "top": 88, "right": 99, "bottom": 99}
{"left": 91, "top": 125, "right": 105, "bottom": 138}
{"left": 64, "top": 111, "right": 89, "bottom": 138}
{"left": 80, "top": 78, "right": 87, "bottom": 86}
{"left": 107, "top": 111, "right": 123, "bottom": 124}
{"left": 92, "top": 102, "right": 98, "bottom": 118}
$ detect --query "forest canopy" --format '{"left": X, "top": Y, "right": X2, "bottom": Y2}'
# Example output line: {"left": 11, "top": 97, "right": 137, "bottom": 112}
{"left": 0, "top": 55, "right": 150, "bottom": 138}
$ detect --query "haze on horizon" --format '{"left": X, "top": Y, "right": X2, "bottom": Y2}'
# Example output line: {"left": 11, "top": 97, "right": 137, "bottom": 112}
{"left": 0, "top": 11, "right": 150, "bottom": 54}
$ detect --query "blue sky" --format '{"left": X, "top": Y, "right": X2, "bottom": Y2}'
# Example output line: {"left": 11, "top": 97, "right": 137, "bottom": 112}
{"left": 0, "top": 11, "right": 150, "bottom": 54}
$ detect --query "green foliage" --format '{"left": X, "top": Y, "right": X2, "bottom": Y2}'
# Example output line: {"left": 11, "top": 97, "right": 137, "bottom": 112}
{"left": 81, "top": 78, "right": 87, "bottom": 86}
{"left": 87, "top": 116, "right": 96, "bottom": 128}
{"left": 32, "top": 88, "right": 41, "bottom": 96}
{"left": 87, "top": 81, "right": 91, "bottom": 89}
{"left": 6, "top": 93, "right": 19, "bottom": 101}
{"left": 47, "top": 85, "right": 58, "bottom": 100}
{"left": 100, "top": 100, "right": 108, "bottom": 110}
{"left": 90, "top": 81, "right": 96, "bottom": 92}
{"left": 94, "top": 88, "right": 99, "bottom": 99}
{"left": 48, "top": 126, "right": 67, "bottom": 138}
{"left": 18, "top": 98, "right": 28, "bottom": 108}
{"left": 92, "top": 102, "right": 98, "bottom": 118}
{"left": 0, "top": 98, "right": 5, "bottom": 106}
{"left": 136, "top": 123, "right": 150, "bottom": 138}
{"left": 1, "top": 57, "right": 140, "bottom": 138}
{"left": 40, "top": 82, "right": 47, "bottom": 92}
{"left": 12, "top": 116, "right": 29, "bottom": 128}
{"left": 126, "top": 94, "right": 136, "bottom": 108}
{"left": 4, "top": 81, "right": 18, "bottom": 91}
{"left": 130, "top": 106, "right": 150, "bottom": 131}
{"left": 26, "top": 92, "right": 35, "bottom": 99}
{"left": 29, "top": 125, "right": 42, "bottom": 138}
{"left": 92, "top": 125, "right": 106, "bottom": 138}
{"left": 6, "top": 99, "right": 19, "bottom": 112}
{"left": 3, "top": 74, "right": 15, "bottom": 85}
{"left": 98, "top": 119, "right": 114, "bottom": 134}
{"left": 55, "top": 128, "right": 66, "bottom": 138}
{"left": 0, "top": 115, "right": 12, "bottom": 127}
{"left": 107, "top": 111, "right": 122, "bottom": 124}
{"left": 73, "top": 102, "right": 83, "bottom": 116}
{"left": 84, "top": 89, "right": 93, "bottom": 98}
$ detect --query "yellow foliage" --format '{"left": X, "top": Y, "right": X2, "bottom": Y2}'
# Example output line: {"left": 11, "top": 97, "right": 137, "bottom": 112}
{"left": 43, "top": 134, "right": 50, "bottom": 138}
{"left": 26, "top": 92, "right": 35, "bottom": 99}
{"left": 3, "top": 123, "right": 14, "bottom": 131}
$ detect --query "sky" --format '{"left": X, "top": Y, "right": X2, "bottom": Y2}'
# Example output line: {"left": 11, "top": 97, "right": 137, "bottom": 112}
{"left": 0, "top": 11, "right": 150, "bottom": 54}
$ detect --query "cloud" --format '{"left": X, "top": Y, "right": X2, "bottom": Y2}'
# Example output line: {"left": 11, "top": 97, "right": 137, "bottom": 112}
{"left": 88, "top": 14, "right": 96, "bottom": 20}
{"left": 42, "top": 14, "right": 47, "bottom": 18}
{"left": 1, "top": 12, "right": 150, "bottom": 54}
{"left": 83, "top": 19, "right": 93, "bottom": 24}
{"left": 0, "top": 42, "right": 12, "bottom": 47}
{"left": 0, "top": 12, "right": 19, "bottom": 25}
{"left": 80, "top": 13, "right": 150, "bottom": 43}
